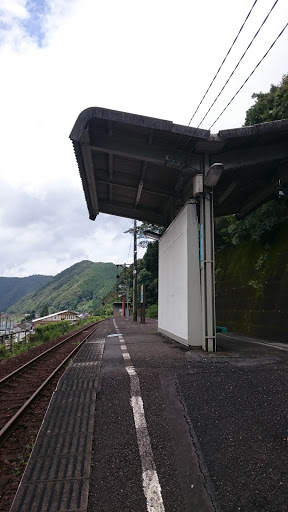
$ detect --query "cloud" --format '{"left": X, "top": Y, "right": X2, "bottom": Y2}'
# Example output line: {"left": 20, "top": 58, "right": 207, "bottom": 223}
{"left": 0, "top": 0, "right": 287, "bottom": 276}
{"left": 0, "top": 179, "right": 143, "bottom": 277}
{"left": 0, "top": 1, "right": 79, "bottom": 48}
{"left": 0, "top": 0, "right": 29, "bottom": 24}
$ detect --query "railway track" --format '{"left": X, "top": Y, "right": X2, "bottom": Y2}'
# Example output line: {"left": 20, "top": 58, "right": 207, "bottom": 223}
{"left": 0, "top": 322, "right": 100, "bottom": 446}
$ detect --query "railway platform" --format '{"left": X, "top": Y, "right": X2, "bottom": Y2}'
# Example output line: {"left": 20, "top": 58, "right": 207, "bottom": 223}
{"left": 10, "top": 317, "right": 288, "bottom": 512}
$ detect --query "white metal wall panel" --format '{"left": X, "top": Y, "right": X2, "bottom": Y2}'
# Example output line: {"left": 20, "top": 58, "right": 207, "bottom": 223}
{"left": 158, "top": 202, "right": 202, "bottom": 347}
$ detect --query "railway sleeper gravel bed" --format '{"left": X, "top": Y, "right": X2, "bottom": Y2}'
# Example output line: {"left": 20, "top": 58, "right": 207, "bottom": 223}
{"left": 0, "top": 322, "right": 101, "bottom": 512}
{"left": 0, "top": 323, "right": 97, "bottom": 379}
{"left": 0, "top": 324, "right": 100, "bottom": 432}
{"left": 0, "top": 367, "right": 67, "bottom": 512}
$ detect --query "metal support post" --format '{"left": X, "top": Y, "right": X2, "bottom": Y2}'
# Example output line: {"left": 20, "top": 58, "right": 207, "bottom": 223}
{"left": 140, "top": 284, "right": 146, "bottom": 324}
{"left": 200, "top": 154, "right": 216, "bottom": 352}
{"left": 133, "top": 219, "right": 137, "bottom": 322}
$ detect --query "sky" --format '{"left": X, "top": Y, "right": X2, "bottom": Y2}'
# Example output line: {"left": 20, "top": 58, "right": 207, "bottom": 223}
{"left": 0, "top": 0, "right": 287, "bottom": 277}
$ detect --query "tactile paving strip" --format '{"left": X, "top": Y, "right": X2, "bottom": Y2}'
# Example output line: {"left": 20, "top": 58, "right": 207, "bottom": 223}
{"left": 11, "top": 480, "right": 90, "bottom": 512}
{"left": 10, "top": 338, "right": 105, "bottom": 512}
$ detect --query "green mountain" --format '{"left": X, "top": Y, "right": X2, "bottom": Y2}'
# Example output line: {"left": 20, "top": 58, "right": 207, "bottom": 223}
{"left": 0, "top": 275, "right": 53, "bottom": 312}
{"left": 7, "top": 261, "right": 117, "bottom": 314}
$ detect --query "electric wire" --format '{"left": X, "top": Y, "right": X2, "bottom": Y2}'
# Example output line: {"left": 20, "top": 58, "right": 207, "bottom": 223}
{"left": 209, "top": 21, "right": 288, "bottom": 130}
{"left": 169, "top": 0, "right": 259, "bottom": 160}
{"left": 175, "top": 0, "right": 281, "bottom": 163}
{"left": 196, "top": 0, "right": 279, "bottom": 128}
{"left": 173, "top": 17, "right": 287, "bottom": 187}
{"left": 188, "top": 0, "right": 259, "bottom": 128}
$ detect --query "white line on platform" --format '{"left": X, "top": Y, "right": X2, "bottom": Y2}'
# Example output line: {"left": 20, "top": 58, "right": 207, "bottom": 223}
{"left": 113, "top": 319, "right": 165, "bottom": 512}
{"left": 131, "top": 396, "right": 147, "bottom": 429}
{"left": 126, "top": 365, "right": 136, "bottom": 375}
{"left": 220, "top": 333, "right": 288, "bottom": 352}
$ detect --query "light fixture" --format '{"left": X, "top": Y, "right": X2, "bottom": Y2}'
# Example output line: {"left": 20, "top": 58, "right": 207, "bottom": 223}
{"left": 143, "top": 230, "right": 162, "bottom": 240}
{"left": 204, "top": 163, "right": 224, "bottom": 187}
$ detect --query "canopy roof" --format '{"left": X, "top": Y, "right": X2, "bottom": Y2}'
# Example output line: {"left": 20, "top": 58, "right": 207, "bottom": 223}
{"left": 70, "top": 107, "right": 288, "bottom": 226}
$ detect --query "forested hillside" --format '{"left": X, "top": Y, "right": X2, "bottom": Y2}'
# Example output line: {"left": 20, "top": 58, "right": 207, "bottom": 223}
{"left": 0, "top": 275, "right": 53, "bottom": 312}
{"left": 8, "top": 261, "right": 117, "bottom": 314}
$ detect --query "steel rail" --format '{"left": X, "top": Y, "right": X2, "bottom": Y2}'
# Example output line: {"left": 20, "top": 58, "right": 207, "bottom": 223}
{"left": 0, "top": 323, "right": 100, "bottom": 446}
{"left": 0, "top": 322, "right": 100, "bottom": 387}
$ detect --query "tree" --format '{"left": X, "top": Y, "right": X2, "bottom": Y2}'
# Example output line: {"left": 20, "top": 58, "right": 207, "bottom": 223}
{"left": 214, "top": 74, "right": 288, "bottom": 250}
{"left": 137, "top": 241, "right": 159, "bottom": 306}
{"left": 244, "top": 74, "right": 288, "bottom": 125}
{"left": 240, "top": 74, "right": 288, "bottom": 241}
{"left": 40, "top": 305, "right": 49, "bottom": 317}
{"left": 219, "top": 199, "right": 288, "bottom": 247}
{"left": 25, "top": 310, "right": 36, "bottom": 321}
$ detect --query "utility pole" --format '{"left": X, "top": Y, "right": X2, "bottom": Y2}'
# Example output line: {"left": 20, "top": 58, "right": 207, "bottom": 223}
{"left": 133, "top": 219, "right": 137, "bottom": 322}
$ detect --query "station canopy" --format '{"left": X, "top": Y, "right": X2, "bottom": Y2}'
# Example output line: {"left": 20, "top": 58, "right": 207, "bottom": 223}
{"left": 70, "top": 107, "right": 288, "bottom": 227}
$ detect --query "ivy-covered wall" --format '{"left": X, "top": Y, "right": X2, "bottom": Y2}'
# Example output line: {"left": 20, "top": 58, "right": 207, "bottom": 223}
{"left": 215, "top": 222, "right": 288, "bottom": 341}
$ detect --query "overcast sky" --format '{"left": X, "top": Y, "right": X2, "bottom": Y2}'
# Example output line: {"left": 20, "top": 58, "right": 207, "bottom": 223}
{"left": 0, "top": 0, "right": 287, "bottom": 277}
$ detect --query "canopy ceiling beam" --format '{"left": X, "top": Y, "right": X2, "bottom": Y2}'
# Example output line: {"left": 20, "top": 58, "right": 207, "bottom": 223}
{"left": 96, "top": 177, "right": 175, "bottom": 198}
{"left": 213, "top": 142, "right": 288, "bottom": 171}
{"left": 90, "top": 138, "right": 201, "bottom": 170}
{"left": 217, "top": 181, "right": 237, "bottom": 205}
{"left": 108, "top": 153, "right": 113, "bottom": 201}
{"left": 99, "top": 202, "right": 167, "bottom": 226}
{"left": 237, "top": 165, "right": 288, "bottom": 219}
{"left": 135, "top": 162, "right": 147, "bottom": 207}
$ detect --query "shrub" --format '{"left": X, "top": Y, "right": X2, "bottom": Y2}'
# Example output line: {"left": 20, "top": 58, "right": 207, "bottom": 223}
{"left": 34, "top": 321, "right": 70, "bottom": 342}
{"left": 146, "top": 304, "right": 158, "bottom": 318}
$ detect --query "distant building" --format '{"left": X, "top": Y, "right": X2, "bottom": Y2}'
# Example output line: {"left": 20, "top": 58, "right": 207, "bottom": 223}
{"left": 113, "top": 301, "right": 131, "bottom": 318}
{"left": 32, "top": 310, "right": 80, "bottom": 328}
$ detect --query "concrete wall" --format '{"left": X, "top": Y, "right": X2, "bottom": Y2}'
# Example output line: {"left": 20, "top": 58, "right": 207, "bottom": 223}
{"left": 158, "top": 202, "right": 202, "bottom": 347}
{"left": 215, "top": 223, "right": 288, "bottom": 342}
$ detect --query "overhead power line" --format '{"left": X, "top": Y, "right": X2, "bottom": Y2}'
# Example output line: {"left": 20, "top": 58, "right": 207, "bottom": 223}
{"left": 169, "top": 0, "right": 259, "bottom": 160}
{"left": 188, "top": 0, "right": 259, "bottom": 127}
{"left": 209, "top": 21, "right": 288, "bottom": 130}
{"left": 197, "top": 0, "right": 279, "bottom": 128}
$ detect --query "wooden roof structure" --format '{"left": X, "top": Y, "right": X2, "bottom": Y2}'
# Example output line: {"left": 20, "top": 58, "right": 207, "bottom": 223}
{"left": 70, "top": 107, "right": 288, "bottom": 226}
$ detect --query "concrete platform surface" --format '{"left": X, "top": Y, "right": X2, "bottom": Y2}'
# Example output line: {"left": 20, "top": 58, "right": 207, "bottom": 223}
{"left": 11, "top": 319, "right": 288, "bottom": 512}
